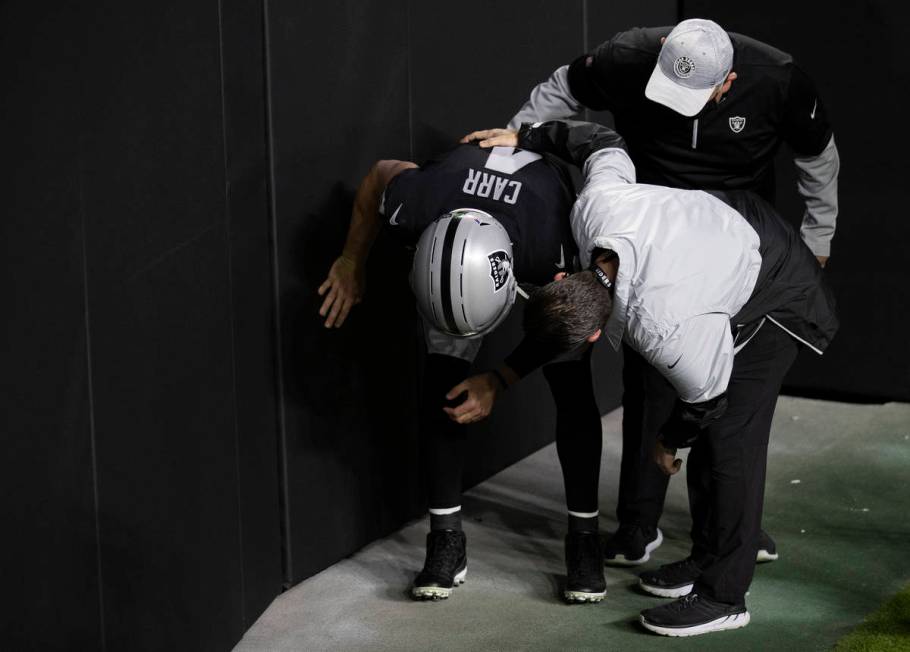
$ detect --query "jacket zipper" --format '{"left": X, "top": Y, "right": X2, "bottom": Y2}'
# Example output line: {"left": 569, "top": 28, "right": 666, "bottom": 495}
{"left": 691, "top": 119, "right": 699, "bottom": 149}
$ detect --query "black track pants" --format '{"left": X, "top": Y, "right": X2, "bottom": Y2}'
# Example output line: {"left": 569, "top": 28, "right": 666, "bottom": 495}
{"left": 616, "top": 343, "right": 676, "bottom": 526}
{"left": 688, "top": 324, "right": 798, "bottom": 604}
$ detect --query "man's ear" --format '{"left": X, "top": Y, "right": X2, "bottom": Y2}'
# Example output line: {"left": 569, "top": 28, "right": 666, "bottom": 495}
{"left": 660, "top": 36, "right": 667, "bottom": 45}
{"left": 553, "top": 271, "right": 569, "bottom": 281}
{"left": 587, "top": 329, "right": 602, "bottom": 343}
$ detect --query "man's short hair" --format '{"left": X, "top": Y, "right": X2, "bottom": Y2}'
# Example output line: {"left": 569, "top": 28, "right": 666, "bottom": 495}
{"left": 523, "top": 271, "right": 613, "bottom": 357}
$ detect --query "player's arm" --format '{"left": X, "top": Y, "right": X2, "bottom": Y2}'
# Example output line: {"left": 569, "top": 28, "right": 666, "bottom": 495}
{"left": 781, "top": 65, "right": 839, "bottom": 267}
{"left": 441, "top": 363, "right": 521, "bottom": 425}
{"left": 318, "top": 159, "right": 417, "bottom": 328}
{"left": 441, "top": 331, "right": 566, "bottom": 424}
{"left": 646, "top": 314, "right": 735, "bottom": 475}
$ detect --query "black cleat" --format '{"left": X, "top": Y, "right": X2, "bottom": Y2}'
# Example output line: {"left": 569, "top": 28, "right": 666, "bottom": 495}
{"left": 640, "top": 592, "right": 750, "bottom": 637}
{"left": 756, "top": 529, "right": 779, "bottom": 563}
{"left": 639, "top": 557, "right": 701, "bottom": 598}
{"left": 411, "top": 530, "right": 467, "bottom": 600}
{"left": 564, "top": 531, "right": 606, "bottom": 603}
{"left": 603, "top": 524, "right": 663, "bottom": 566}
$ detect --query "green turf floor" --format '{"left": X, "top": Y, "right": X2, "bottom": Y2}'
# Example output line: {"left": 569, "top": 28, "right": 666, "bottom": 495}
{"left": 235, "top": 398, "right": 910, "bottom": 651}
{"left": 835, "top": 584, "right": 910, "bottom": 651}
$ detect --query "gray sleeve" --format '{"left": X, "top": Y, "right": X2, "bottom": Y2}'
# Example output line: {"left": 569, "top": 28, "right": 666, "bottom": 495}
{"left": 507, "top": 65, "right": 582, "bottom": 130}
{"left": 794, "top": 135, "right": 840, "bottom": 257}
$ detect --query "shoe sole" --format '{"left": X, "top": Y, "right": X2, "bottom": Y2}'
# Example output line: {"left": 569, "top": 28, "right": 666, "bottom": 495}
{"left": 639, "top": 610, "right": 750, "bottom": 637}
{"left": 411, "top": 567, "right": 467, "bottom": 601}
{"left": 563, "top": 589, "right": 606, "bottom": 604}
{"left": 756, "top": 549, "right": 779, "bottom": 563}
{"left": 605, "top": 528, "right": 664, "bottom": 567}
{"left": 639, "top": 580, "right": 693, "bottom": 598}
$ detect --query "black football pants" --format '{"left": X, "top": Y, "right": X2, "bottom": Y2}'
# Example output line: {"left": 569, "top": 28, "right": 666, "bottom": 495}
{"left": 423, "top": 350, "right": 602, "bottom": 515}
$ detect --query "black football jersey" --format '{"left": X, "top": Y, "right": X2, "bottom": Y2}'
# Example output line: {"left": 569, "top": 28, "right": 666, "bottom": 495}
{"left": 379, "top": 143, "right": 578, "bottom": 286}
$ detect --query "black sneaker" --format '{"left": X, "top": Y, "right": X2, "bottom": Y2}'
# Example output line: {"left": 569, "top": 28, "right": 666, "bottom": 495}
{"left": 603, "top": 524, "right": 663, "bottom": 566}
{"left": 639, "top": 592, "right": 750, "bottom": 637}
{"left": 411, "top": 530, "right": 467, "bottom": 600}
{"left": 756, "top": 529, "right": 779, "bottom": 563}
{"left": 639, "top": 557, "right": 701, "bottom": 598}
{"left": 564, "top": 531, "right": 606, "bottom": 603}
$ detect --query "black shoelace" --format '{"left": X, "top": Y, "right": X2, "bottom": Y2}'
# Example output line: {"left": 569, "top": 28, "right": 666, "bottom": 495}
{"left": 671, "top": 593, "right": 701, "bottom": 612}
{"left": 662, "top": 557, "right": 699, "bottom": 573}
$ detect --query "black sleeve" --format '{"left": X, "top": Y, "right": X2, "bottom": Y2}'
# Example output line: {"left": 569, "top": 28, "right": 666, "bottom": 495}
{"left": 657, "top": 394, "right": 729, "bottom": 449}
{"left": 518, "top": 120, "right": 628, "bottom": 169}
{"left": 503, "top": 335, "right": 564, "bottom": 379}
{"left": 378, "top": 167, "right": 429, "bottom": 246}
{"left": 780, "top": 64, "right": 833, "bottom": 156}
{"left": 567, "top": 53, "right": 612, "bottom": 111}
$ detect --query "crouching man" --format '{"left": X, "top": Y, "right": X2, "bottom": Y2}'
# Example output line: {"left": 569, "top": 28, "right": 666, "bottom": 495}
{"left": 454, "top": 121, "right": 838, "bottom": 636}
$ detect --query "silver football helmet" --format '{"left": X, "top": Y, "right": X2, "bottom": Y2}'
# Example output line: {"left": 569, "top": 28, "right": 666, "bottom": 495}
{"left": 410, "top": 208, "right": 517, "bottom": 338}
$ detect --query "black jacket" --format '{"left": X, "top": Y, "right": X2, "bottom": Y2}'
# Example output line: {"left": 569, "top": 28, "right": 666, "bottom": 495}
{"left": 568, "top": 27, "right": 833, "bottom": 202}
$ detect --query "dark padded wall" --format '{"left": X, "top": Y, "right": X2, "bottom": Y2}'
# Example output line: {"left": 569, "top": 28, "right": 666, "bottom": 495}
{"left": 265, "top": 0, "right": 678, "bottom": 585}
{"left": 263, "top": 0, "right": 420, "bottom": 583}
{"left": 221, "top": 0, "right": 286, "bottom": 623}
{"left": 1, "top": 4, "right": 103, "bottom": 648}
{"left": 80, "top": 2, "right": 245, "bottom": 646}
{"left": 683, "top": 1, "right": 910, "bottom": 401}
{"left": 2, "top": 0, "right": 281, "bottom": 649}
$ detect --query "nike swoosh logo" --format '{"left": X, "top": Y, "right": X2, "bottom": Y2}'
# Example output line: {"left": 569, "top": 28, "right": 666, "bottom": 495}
{"left": 810, "top": 99, "right": 817, "bottom": 119}
{"left": 389, "top": 203, "right": 403, "bottom": 225}
{"left": 555, "top": 244, "right": 565, "bottom": 269}
{"left": 667, "top": 355, "right": 683, "bottom": 369}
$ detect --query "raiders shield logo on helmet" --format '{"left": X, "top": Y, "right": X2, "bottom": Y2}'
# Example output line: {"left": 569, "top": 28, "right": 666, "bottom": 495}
{"left": 729, "top": 116, "right": 746, "bottom": 133}
{"left": 488, "top": 250, "right": 511, "bottom": 292}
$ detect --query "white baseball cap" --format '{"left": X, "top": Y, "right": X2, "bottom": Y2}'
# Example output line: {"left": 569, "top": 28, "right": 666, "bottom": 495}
{"left": 645, "top": 19, "right": 734, "bottom": 117}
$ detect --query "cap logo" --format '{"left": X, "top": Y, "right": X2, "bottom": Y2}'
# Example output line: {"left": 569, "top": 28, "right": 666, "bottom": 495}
{"left": 673, "top": 56, "right": 695, "bottom": 79}
{"left": 488, "top": 251, "right": 510, "bottom": 292}
{"left": 729, "top": 116, "right": 746, "bottom": 133}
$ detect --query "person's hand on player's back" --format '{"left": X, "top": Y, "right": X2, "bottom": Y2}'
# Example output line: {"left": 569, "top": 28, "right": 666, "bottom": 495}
{"left": 460, "top": 128, "right": 519, "bottom": 149}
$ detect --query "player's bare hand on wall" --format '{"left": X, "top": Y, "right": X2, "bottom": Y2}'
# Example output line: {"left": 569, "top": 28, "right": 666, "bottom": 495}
{"left": 460, "top": 128, "right": 519, "bottom": 148}
{"left": 318, "top": 255, "right": 365, "bottom": 328}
